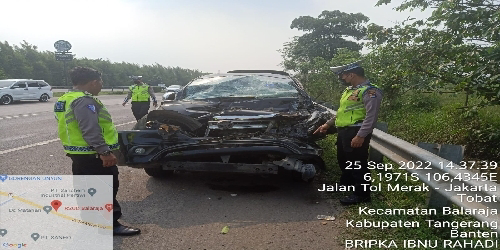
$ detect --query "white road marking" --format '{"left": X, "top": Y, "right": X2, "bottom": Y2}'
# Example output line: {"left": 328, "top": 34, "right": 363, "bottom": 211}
{"left": 0, "top": 121, "right": 137, "bottom": 155}
{"left": 0, "top": 133, "right": 38, "bottom": 142}
{"left": 0, "top": 113, "right": 41, "bottom": 119}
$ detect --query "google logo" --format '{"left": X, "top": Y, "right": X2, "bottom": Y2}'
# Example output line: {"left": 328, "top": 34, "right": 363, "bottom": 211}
{"left": 2, "top": 243, "right": 27, "bottom": 248}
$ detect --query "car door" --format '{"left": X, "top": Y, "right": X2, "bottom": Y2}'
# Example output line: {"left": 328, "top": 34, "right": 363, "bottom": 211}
{"left": 38, "top": 81, "right": 52, "bottom": 97}
{"left": 27, "top": 81, "right": 42, "bottom": 99}
{"left": 10, "top": 82, "right": 29, "bottom": 100}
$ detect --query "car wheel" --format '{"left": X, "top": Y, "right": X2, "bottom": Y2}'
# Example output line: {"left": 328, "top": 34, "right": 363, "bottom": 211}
{"left": 144, "top": 167, "right": 174, "bottom": 178}
{"left": 1, "top": 95, "right": 13, "bottom": 105}
{"left": 39, "top": 94, "right": 49, "bottom": 102}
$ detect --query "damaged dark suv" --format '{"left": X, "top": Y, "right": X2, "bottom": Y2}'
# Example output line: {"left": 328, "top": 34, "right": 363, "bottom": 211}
{"left": 116, "top": 70, "right": 336, "bottom": 182}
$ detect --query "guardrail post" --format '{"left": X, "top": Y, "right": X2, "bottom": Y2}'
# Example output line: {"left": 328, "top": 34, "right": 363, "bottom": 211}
{"left": 417, "top": 143, "right": 465, "bottom": 209}
{"left": 368, "top": 122, "right": 388, "bottom": 164}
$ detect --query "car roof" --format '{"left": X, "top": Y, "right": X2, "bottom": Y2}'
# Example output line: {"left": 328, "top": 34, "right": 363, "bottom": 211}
{"left": 196, "top": 72, "right": 292, "bottom": 81}
{"left": 0, "top": 79, "right": 47, "bottom": 82}
{"left": 227, "top": 70, "right": 290, "bottom": 76}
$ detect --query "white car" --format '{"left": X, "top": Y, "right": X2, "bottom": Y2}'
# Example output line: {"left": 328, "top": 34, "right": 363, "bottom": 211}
{"left": 165, "top": 85, "right": 182, "bottom": 92}
{"left": 162, "top": 90, "right": 178, "bottom": 101}
{"left": 162, "top": 85, "right": 183, "bottom": 101}
{"left": 0, "top": 79, "right": 53, "bottom": 105}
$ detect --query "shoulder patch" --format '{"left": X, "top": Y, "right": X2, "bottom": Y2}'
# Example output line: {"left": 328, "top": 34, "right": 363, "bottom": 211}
{"left": 87, "top": 104, "right": 96, "bottom": 113}
{"left": 54, "top": 101, "right": 66, "bottom": 112}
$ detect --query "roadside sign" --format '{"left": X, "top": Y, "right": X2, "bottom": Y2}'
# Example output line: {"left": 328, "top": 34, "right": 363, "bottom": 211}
{"left": 54, "top": 40, "right": 72, "bottom": 52}
{"left": 55, "top": 53, "right": 73, "bottom": 61}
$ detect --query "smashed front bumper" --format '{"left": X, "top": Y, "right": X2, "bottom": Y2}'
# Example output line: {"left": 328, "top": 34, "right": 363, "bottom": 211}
{"left": 117, "top": 130, "right": 325, "bottom": 181}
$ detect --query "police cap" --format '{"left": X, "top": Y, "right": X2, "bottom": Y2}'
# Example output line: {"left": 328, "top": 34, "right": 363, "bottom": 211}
{"left": 330, "top": 61, "right": 362, "bottom": 75}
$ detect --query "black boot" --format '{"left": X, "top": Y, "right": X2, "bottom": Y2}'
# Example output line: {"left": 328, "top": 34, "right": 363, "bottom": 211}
{"left": 113, "top": 222, "right": 141, "bottom": 236}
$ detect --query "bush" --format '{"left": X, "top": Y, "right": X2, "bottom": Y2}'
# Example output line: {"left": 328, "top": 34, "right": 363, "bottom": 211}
{"left": 388, "top": 92, "right": 441, "bottom": 112}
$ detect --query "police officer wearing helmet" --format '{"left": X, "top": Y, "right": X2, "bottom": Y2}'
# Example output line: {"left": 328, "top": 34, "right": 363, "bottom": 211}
{"left": 314, "top": 61, "right": 383, "bottom": 205}
{"left": 122, "top": 75, "right": 158, "bottom": 121}
{"left": 54, "top": 66, "right": 141, "bottom": 236}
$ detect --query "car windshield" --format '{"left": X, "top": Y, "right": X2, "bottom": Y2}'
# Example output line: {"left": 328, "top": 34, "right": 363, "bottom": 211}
{"left": 0, "top": 81, "right": 15, "bottom": 88}
{"left": 183, "top": 75, "right": 298, "bottom": 100}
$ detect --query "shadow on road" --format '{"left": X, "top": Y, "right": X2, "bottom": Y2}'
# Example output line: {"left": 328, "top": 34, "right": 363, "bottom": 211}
{"left": 113, "top": 171, "right": 342, "bottom": 248}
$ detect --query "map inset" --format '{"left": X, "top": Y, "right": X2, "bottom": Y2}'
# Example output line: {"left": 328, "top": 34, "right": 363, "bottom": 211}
{"left": 0, "top": 175, "right": 113, "bottom": 250}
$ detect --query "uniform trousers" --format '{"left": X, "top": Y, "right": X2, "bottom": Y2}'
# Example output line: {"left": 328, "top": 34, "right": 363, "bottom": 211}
{"left": 131, "top": 101, "right": 150, "bottom": 121}
{"left": 69, "top": 154, "right": 122, "bottom": 226}
{"left": 336, "top": 126, "right": 372, "bottom": 197}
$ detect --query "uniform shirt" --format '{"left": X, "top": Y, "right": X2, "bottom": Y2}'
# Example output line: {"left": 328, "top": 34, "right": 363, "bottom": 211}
{"left": 123, "top": 83, "right": 157, "bottom": 103}
{"left": 71, "top": 92, "right": 110, "bottom": 154}
{"left": 326, "top": 80, "right": 383, "bottom": 138}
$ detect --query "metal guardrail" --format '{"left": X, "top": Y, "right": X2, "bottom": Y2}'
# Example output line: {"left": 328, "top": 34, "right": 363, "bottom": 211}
{"left": 371, "top": 128, "right": 500, "bottom": 234}
{"left": 51, "top": 86, "right": 130, "bottom": 91}
{"left": 315, "top": 104, "right": 500, "bottom": 233}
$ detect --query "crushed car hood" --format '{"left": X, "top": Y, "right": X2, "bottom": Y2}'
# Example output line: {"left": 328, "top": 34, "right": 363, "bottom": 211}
{"left": 160, "top": 97, "right": 306, "bottom": 118}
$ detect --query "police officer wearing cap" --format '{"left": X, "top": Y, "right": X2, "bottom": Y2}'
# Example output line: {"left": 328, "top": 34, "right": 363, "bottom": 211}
{"left": 122, "top": 76, "right": 158, "bottom": 121}
{"left": 314, "top": 61, "right": 383, "bottom": 205}
{"left": 54, "top": 66, "right": 141, "bottom": 236}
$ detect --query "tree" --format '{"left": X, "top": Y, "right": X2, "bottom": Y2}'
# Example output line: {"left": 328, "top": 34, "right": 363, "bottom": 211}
{"left": 293, "top": 48, "right": 362, "bottom": 104}
{"left": 0, "top": 68, "right": 6, "bottom": 79}
{"left": 280, "top": 10, "right": 369, "bottom": 72}
{"left": 371, "top": 0, "right": 500, "bottom": 106}
{"left": 0, "top": 40, "right": 205, "bottom": 87}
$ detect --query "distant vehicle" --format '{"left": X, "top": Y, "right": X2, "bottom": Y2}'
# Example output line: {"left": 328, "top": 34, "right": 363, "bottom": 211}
{"left": 0, "top": 79, "right": 53, "bottom": 105}
{"left": 165, "top": 85, "right": 182, "bottom": 92}
{"left": 162, "top": 91, "right": 176, "bottom": 101}
{"left": 162, "top": 85, "right": 183, "bottom": 101}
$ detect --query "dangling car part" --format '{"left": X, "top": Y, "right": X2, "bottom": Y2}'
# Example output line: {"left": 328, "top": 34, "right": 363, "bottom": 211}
{"left": 117, "top": 70, "right": 337, "bottom": 182}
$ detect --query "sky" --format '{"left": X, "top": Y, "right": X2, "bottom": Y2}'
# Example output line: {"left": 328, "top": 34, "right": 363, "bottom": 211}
{"left": 1, "top": 0, "right": 432, "bottom": 74}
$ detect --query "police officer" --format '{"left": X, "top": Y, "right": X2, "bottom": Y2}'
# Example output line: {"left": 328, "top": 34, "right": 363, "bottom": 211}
{"left": 314, "top": 61, "right": 383, "bottom": 205}
{"left": 54, "top": 66, "right": 141, "bottom": 236}
{"left": 122, "top": 76, "right": 158, "bottom": 121}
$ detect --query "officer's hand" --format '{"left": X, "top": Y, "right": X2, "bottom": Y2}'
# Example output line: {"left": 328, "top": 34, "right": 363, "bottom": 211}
{"left": 313, "top": 124, "right": 330, "bottom": 134}
{"left": 100, "top": 154, "right": 117, "bottom": 167}
{"left": 351, "top": 136, "right": 365, "bottom": 148}
{"left": 122, "top": 103, "right": 126, "bottom": 107}
{"left": 153, "top": 101, "right": 158, "bottom": 108}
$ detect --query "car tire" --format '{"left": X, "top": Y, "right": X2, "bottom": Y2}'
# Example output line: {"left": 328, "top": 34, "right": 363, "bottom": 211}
{"left": 39, "top": 94, "right": 49, "bottom": 102}
{"left": 1, "top": 95, "right": 13, "bottom": 105}
{"left": 144, "top": 167, "right": 174, "bottom": 178}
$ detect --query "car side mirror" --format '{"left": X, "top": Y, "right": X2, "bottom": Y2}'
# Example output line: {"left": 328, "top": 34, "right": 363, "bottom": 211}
{"left": 166, "top": 92, "right": 176, "bottom": 100}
